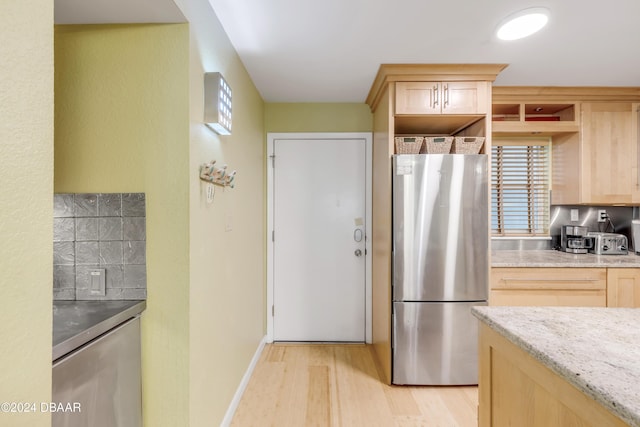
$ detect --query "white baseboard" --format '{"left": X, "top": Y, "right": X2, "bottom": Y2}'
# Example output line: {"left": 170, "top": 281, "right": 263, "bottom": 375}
{"left": 220, "top": 335, "right": 267, "bottom": 427}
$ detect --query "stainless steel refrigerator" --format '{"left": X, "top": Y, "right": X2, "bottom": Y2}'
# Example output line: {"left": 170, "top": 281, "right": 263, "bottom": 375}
{"left": 392, "top": 154, "right": 488, "bottom": 385}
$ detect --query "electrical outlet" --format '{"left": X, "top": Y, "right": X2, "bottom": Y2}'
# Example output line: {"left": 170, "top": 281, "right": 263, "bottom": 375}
{"left": 89, "top": 268, "right": 106, "bottom": 296}
{"left": 570, "top": 209, "right": 579, "bottom": 221}
{"left": 598, "top": 209, "right": 607, "bottom": 222}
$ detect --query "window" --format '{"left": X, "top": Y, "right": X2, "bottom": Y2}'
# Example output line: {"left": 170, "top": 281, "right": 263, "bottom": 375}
{"left": 491, "top": 139, "right": 550, "bottom": 236}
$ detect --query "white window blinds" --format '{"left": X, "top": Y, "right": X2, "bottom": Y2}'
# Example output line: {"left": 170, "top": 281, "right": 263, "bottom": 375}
{"left": 491, "top": 139, "right": 550, "bottom": 236}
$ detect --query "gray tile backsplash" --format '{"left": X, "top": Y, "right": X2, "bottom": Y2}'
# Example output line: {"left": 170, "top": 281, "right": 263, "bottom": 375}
{"left": 74, "top": 193, "right": 98, "bottom": 217}
{"left": 53, "top": 193, "right": 146, "bottom": 301}
{"left": 53, "top": 194, "right": 75, "bottom": 218}
{"left": 76, "top": 218, "right": 98, "bottom": 241}
{"left": 98, "top": 193, "right": 122, "bottom": 216}
{"left": 122, "top": 193, "right": 146, "bottom": 216}
{"left": 53, "top": 218, "right": 75, "bottom": 242}
{"left": 76, "top": 241, "right": 100, "bottom": 265}
{"left": 98, "top": 217, "right": 123, "bottom": 241}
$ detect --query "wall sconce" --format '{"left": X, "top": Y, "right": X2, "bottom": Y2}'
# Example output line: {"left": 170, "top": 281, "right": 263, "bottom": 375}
{"left": 204, "top": 72, "right": 232, "bottom": 135}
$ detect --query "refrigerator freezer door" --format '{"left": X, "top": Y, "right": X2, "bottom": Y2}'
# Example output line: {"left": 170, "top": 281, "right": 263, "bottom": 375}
{"left": 392, "top": 301, "right": 485, "bottom": 385}
{"left": 393, "top": 154, "right": 488, "bottom": 302}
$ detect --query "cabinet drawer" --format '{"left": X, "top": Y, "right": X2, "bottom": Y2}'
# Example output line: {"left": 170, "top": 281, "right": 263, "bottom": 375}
{"left": 491, "top": 267, "right": 606, "bottom": 290}
{"left": 490, "top": 289, "right": 607, "bottom": 307}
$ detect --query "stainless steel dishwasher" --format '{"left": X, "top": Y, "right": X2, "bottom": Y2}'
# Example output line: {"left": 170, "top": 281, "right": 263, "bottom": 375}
{"left": 52, "top": 316, "right": 142, "bottom": 427}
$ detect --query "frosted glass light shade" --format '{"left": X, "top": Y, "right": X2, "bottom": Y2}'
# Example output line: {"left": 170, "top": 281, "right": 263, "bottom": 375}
{"left": 496, "top": 7, "right": 549, "bottom": 41}
{"left": 204, "top": 72, "right": 232, "bottom": 135}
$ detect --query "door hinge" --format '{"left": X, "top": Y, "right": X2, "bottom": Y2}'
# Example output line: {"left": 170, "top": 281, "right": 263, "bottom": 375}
{"left": 271, "top": 305, "right": 274, "bottom": 316}
{"left": 272, "top": 230, "right": 275, "bottom": 242}
{"left": 269, "top": 154, "right": 275, "bottom": 168}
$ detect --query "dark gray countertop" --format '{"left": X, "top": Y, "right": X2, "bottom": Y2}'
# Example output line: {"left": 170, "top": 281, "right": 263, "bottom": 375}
{"left": 472, "top": 306, "right": 640, "bottom": 427}
{"left": 53, "top": 300, "right": 146, "bottom": 361}
{"left": 492, "top": 250, "right": 640, "bottom": 268}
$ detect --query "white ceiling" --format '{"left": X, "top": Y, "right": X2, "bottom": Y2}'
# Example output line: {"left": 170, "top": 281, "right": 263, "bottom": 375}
{"left": 54, "top": 0, "right": 186, "bottom": 24}
{"left": 53, "top": 0, "right": 640, "bottom": 103}
{"left": 207, "top": 0, "right": 640, "bottom": 102}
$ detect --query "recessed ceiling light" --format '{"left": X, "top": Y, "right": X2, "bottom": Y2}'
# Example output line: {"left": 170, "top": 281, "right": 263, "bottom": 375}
{"left": 496, "top": 7, "right": 550, "bottom": 41}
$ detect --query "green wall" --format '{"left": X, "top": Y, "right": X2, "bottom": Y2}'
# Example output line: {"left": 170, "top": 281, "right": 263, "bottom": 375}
{"left": 54, "top": 24, "right": 191, "bottom": 426}
{"left": 53, "top": 12, "right": 373, "bottom": 427}
{"left": 0, "top": 2, "right": 53, "bottom": 425}
{"left": 179, "top": 0, "right": 267, "bottom": 423}
{"left": 265, "top": 103, "right": 372, "bottom": 133}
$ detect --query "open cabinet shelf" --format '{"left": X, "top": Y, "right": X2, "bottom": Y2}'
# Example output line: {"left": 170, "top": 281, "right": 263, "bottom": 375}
{"left": 492, "top": 102, "right": 579, "bottom": 136}
{"left": 394, "top": 115, "right": 485, "bottom": 136}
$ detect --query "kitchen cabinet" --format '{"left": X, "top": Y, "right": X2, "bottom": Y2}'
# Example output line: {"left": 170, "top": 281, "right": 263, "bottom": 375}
{"left": 491, "top": 88, "right": 640, "bottom": 205}
{"left": 395, "top": 81, "right": 489, "bottom": 115}
{"left": 490, "top": 267, "right": 607, "bottom": 307}
{"left": 607, "top": 268, "right": 640, "bottom": 307}
{"left": 477, "top": 310, "right": 630, "bottom": 427}
{"left": 366, "top": 64, "right": 506, "bottom": 384}
{"left": 491, "top": 100, "right": 580, "bottom": 136}
{"left": 554, "top": 102, "right": 640, "bottom": 205}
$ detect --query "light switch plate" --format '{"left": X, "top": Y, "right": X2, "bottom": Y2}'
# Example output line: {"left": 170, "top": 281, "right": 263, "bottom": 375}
{"left": 89, "top": 268, "right": 106, "bottom": 296}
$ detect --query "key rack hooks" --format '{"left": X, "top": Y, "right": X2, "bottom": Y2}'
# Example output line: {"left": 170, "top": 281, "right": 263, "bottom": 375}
{"left": 199, "top": 160, "right": 236, "bottom": 188}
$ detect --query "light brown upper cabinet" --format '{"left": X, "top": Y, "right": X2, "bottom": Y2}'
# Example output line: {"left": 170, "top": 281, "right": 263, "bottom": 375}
{"left": 492, "top": 87, "right": 640, "bottom": 205}
{"left": 553, "top": 102, "right": 640, "bottom": 205}
{"left": 396, "top": 81, "right": 489, "bottom": 115}
{"left": 492, "top": 101, "right": 580, "bottom": 136}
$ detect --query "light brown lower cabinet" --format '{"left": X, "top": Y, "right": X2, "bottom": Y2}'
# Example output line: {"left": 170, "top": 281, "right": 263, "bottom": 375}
{"left": 490, "top": 267, "right": 607, "bottom": 307}
{"left": 607, "top": 268, "right": 640, "bottom": 307}
{"left": 491, "top": 267, "right": 640, "bottom": 307}
{"left": 478, "top": 324, "right": 628, "bottom": 427}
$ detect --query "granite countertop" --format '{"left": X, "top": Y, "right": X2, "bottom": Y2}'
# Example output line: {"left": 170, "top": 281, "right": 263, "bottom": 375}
{"left": 492, "top": 250, "right": 640, "bottom": 268}
{"left": 53, "top": 300, "right": 146, "bottom": 361}
{"left": 472, "top": 306, "right": 640, "bottom": 427}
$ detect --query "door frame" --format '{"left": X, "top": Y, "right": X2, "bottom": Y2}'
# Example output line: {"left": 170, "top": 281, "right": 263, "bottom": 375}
{"left": 266, "top": 132, "right": 372, "bottom": 343}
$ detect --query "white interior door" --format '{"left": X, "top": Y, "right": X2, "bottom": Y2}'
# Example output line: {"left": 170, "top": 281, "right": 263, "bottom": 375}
{"left": 271, "top": 135, "right": 367, "bottom": 342}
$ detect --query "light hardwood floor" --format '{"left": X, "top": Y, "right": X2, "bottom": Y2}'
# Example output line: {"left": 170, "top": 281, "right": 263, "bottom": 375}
{"left": 231, "top": 344, "right": 478, "bottom": 427}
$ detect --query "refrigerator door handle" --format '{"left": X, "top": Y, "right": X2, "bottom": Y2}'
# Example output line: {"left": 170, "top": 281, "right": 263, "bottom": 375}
{"left": 391, "top": 310, "right": 396, "bottom": 351}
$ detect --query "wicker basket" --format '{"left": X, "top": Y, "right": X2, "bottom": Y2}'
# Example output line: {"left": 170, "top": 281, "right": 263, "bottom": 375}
{"left": 394, "top": 137, "right": 423, "bottom": 154}
{"left": 422, "top": 136, "right": 453, "bottom": 154}
{"left": 452, "top": 137, "right": 485, "bottom": 154}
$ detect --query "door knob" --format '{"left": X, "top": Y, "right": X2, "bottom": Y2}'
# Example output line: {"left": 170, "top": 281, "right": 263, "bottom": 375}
{"left": 354, "top": 249, "right": 362, "bottom": 257}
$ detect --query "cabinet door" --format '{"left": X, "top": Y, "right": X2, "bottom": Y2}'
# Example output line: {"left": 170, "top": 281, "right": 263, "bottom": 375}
{"left": 581, "top": 103, "right": 639, "bottom": 204}
{"left": 442, "top": 81, "right": 488, "bottom": 114}
{"left": 490, "top": 267, "right": 607, "bottom": 307}
{"left": 395, "top": 81, "right": 487, "bottom": 115}
{"left": 607, "top": 268, "right": 640, "bottom": 307}
{"left": 395, "top": 82, "right": 441, "bottom": 114}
